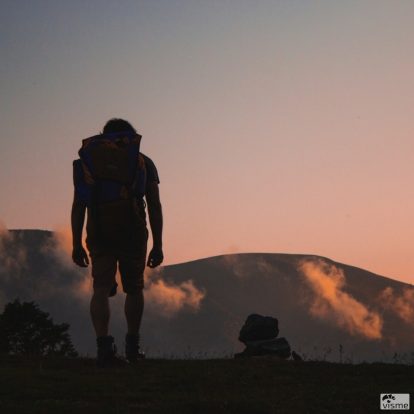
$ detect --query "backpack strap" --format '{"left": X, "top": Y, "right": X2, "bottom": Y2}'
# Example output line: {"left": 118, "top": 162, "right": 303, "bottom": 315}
{"left": 132, "top": 153, "right": 147, "bottom": 199}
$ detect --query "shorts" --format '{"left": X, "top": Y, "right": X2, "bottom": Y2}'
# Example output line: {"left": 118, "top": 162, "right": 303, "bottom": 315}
{"left": 89, "top": 241, "right": 147, "bottom": 295}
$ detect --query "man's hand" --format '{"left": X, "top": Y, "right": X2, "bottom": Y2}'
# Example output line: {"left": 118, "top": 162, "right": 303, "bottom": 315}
{"left": 72, "top": 245, "right": 89, "bottom": 267}
{"left": 147, "top": 247, "right": 164, "bottom": 268}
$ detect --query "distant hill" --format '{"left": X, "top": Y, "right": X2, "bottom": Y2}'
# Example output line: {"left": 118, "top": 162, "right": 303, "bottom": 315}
{"left": 0, "top": 229, "right": 413, "bottom": 361}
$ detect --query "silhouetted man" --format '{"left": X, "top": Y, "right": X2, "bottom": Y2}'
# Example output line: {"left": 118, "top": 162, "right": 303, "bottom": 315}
{"left": 71, "top": 118, "right": 163, "bottom": 366}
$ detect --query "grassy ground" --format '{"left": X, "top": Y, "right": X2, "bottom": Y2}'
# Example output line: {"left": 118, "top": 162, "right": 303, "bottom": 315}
{"left": 0, "top": 356, "right": 412, "bottom": 414}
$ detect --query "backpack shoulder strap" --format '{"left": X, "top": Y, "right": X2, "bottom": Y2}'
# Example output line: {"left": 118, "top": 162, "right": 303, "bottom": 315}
{"left": 133, "top": 153, "right": 147, "bottom": 198}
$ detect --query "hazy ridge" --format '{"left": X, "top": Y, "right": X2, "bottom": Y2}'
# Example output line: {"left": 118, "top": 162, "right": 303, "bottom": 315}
{"left": 0, "top": 229, "right": 413, "bottom": 362}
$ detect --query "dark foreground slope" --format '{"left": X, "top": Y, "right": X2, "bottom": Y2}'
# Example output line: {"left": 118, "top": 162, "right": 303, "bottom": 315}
{"left": 0, "top": 356, "right": 412, "bottom": 414}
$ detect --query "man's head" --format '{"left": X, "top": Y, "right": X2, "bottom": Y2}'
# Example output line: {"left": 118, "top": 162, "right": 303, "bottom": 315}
{"left": 102, "top": 118, "right": 137, "bottom": 134}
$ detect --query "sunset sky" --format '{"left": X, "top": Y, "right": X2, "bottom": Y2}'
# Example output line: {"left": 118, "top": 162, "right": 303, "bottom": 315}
{"left": 1, "top": 1, "right": 414, "bottom": 284}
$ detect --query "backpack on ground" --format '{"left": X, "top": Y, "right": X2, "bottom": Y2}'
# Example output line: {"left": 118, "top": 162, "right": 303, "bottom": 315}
{"left": 238, "top": 313, "right": 279, "bottom": 343}
{"left": 235, "top": 314, "right": 292, "bottom": 359}
{"left": 75, "top": 132, "right": 147, "bottom": 246}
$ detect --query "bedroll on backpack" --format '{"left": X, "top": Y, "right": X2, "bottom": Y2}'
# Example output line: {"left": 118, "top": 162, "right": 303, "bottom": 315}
{"left": 77, "top": 132, "right": 147, "bottom": 246}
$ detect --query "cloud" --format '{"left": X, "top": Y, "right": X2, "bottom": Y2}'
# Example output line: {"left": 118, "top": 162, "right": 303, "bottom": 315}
{"left": 0, "top": 226, "right": 204, "bottom": 355}
{"left": 41, "top": 227, "right": 78, "bottom": 269}
{"left": 40, "top": 227, "right": 90, "bottom": 297}
{"left": 221, "top": 254, "right": 248, "bottom": 278}
{"left": 257, "top": 257, "right": 274, "bottom": 274}
{"left": 221, "top": 254, "right": 274, "bottom": 279}
{"left": 145, "top": 268, "right": 205, "bottom": 317}
{"left": 0, "top": 224, "right": 205, "bottom": 327}
{"left": 379, "top": 286, "right": 414, "bottom": 324}
{"left": 298, "top": 259, "right": 383, "bottom": 340}
{"left": 40, "top": 229, "right": 206, "bottom": 316}
{"left": 0, "top": 222, "right": 27, "bottom": 276}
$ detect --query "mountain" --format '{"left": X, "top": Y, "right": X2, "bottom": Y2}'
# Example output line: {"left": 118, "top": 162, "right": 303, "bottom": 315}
{"left": 1, "top": 229, "right": 413, "bottom": 362}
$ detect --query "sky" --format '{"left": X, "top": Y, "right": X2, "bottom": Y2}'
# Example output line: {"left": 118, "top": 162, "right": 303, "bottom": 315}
{"left": 1, "top": 0, "right": 414, "bottom": 284}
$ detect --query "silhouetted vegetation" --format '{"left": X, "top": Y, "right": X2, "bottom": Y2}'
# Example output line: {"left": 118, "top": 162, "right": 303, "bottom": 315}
{"left": 0, "top": 299, "right": 77, "bottom": 357}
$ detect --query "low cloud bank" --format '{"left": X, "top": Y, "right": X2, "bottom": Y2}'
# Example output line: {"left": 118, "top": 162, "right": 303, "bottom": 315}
{"left": 45, "top": 227, "right": 206, "bottom": 317}
{"left": 144, "top": 267, "right": 205, "bottom": 316}
{"left": 221, "top": 254, "right": 274, "bottom": 278}
{"left": 298, "top": 259, "right": 383, "bottom": 340}
{"left": 379, "top": 287, "right": 414, "bottom": 324}
{"left": 0, "top": 222, "right": 27, "bottom": 276}
{"left": 42, "top": 227, "right": 76, "bottom": 269}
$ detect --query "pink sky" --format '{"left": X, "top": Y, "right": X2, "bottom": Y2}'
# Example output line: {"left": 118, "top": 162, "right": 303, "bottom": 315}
{"left": 1, "top": 1, "right": 413, "bottom": 284}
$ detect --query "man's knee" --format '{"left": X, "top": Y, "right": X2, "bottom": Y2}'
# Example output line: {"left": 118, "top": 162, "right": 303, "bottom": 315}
{"left": 90, "top": 253, "right": 117, "bottom": 294}
{"left": 92, "top": 286, "right": 112, "bottom": 298}
{"left": 123, "top": 284, "right": 144, "bottom": 296}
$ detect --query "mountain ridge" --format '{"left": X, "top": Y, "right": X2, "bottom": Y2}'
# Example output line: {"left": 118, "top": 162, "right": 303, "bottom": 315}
{"left": 6, "top": 229, "right": 411, "bottom": 287}
{"left": 1, "top": 229, "right": 413, "bottom": 361}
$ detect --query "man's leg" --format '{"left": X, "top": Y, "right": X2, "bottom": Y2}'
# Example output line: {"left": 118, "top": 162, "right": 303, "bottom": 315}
{"left": 124, "top": 290, "right": 145, "bottom": 361}
{"left": 90, "top": 253, "right": 117, "bottom": 336}
{"left": 124, "top": 290, "right": 144, "bottom": 335}
{"left": 90, "top": 287, "right": 110, "bottom": 337}
{"left": 119, "top": 243, "right": 146, "bottom": 361}
{"left": 90, "top": 252, "right": 119, "bottom": 366}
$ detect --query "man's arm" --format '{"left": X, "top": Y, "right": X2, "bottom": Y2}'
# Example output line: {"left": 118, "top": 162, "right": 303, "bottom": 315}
{"left": 145, "top": 181, "right": 163, "bottom": 268}
{"left": 71, "top": 196, "right": 89, "bottom": 267}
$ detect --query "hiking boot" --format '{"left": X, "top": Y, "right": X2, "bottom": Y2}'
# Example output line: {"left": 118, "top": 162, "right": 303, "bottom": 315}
{"left": 96, "top": 335, "right": 126, "bottom": 368}
{"left": 125, "top": 333, "right": 145, "bottom": 363}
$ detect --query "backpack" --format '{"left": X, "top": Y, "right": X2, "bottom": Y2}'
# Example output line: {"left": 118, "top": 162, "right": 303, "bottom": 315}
{"left": 238, "top": 314, "right": 279, "bottom": 343}
{"left": 235, "top": 314, "right": 292, "bottom": 359}
{"left": 76, "top": 132, "right": 147, "bottom": 247}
